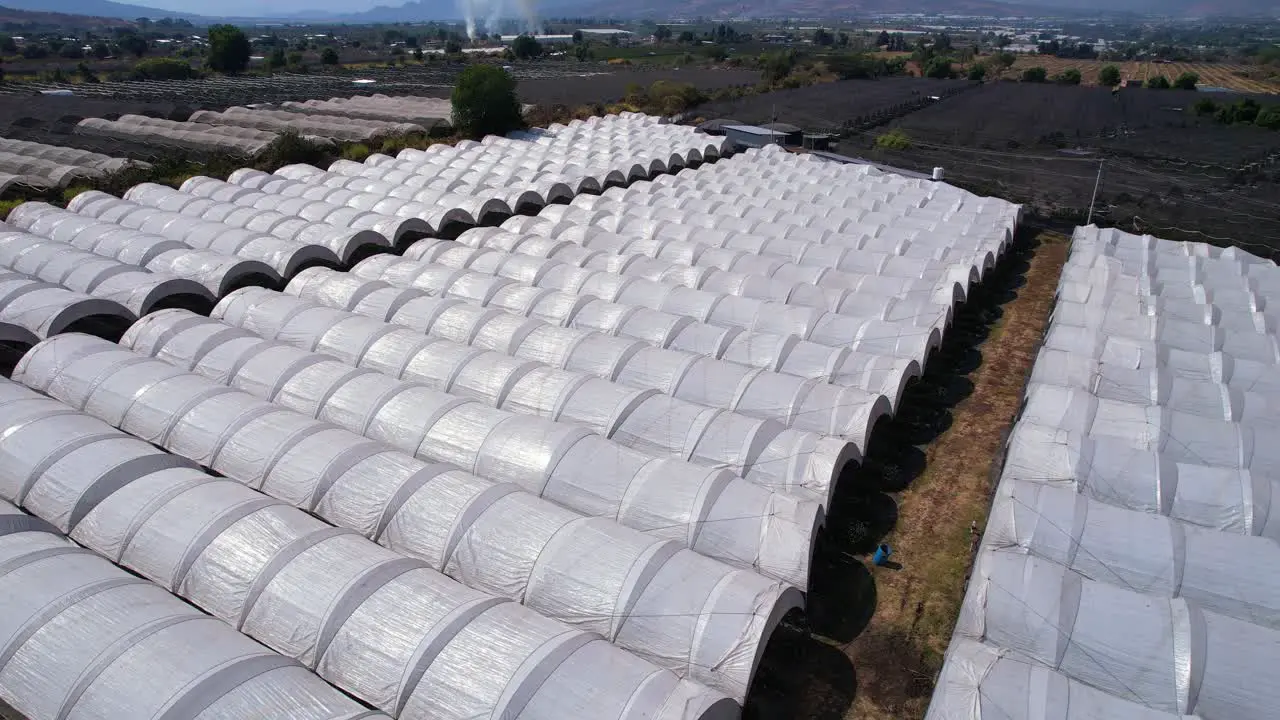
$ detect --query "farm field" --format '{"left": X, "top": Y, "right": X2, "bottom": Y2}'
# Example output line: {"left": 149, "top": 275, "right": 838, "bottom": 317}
{"left": 0, "top": 62, "right": 759, "bottom": 107}
{"left": 1010, "top": 56, "right": 1280, "bottom": 94}
{"left": 693, "top": 77, "right": 973, "bottom": 131}
{"left": 861, "top": 82, "right": 1280, "bottom": 256}
{"left": 0, "top": 65, "right": 760, "bottom": 163}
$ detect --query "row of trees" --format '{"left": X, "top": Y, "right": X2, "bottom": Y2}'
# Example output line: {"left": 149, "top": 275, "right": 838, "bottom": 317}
{"left": 1013, "top": 63, "right": 1198, "bottom": 89}
{"left": 1196, "top": 97, "right": 1280, "bottom": 129}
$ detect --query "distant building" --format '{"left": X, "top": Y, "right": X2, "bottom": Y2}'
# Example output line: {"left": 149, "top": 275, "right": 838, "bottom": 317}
{"left": 722, "top": 124, "right": 800, "bottom": 149}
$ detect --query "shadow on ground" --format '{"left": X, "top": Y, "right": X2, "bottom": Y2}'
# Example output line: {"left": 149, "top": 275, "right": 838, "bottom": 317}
{"left": 742, "top": 230, "right": 1040, "bottom": 719}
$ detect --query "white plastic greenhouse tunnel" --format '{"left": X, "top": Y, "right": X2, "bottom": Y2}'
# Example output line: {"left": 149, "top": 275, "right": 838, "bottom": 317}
{"left": 0, "top": 111, "right": 1048, "bottom": 718}
{"left": 928, "top": 226, "right": 1280, "bottom": 720}
{"left": 0, "top": 377, "right": 739, "bottom": 720}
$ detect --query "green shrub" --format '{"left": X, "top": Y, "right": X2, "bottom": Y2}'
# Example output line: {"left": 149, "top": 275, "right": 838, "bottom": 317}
{"left": 1055, "top": 68, "right": 1082, "bottom": 85}
{"left": 0, "top": 198, "right": 22, "bottom": 221}
{"left": 340, "top": 143, "right": 371, "bottom": 162}
{"left": 131, "top": 58, "right": 200, "bottom": 81}
{"left": 1021, "top": 66, "right": 1048, "bottom": 83}
{"left": 1146, "top": 74, "right": 1170, "bottom": 89}
{"left": 874, "top": 129, "right": 912, "bottom": 151}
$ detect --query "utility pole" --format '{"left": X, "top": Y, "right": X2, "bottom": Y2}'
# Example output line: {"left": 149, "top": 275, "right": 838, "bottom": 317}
{"left": 1086, "top": 158, "right": 1104, "bottom": 226}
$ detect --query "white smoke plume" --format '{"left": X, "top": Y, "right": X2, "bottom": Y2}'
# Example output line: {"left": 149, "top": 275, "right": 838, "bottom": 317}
{"left": 458, "top": 0, "right": 538, "bottom": 40}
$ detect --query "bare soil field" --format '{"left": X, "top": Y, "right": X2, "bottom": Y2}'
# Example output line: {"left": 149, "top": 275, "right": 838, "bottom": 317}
{"left": 851, "top": 82, "right": 1280, "bottom": 255}
{"left": 0, "top": 65, "right": 761, "bottom": 163}
{"left": 693, "top": 78, "right": 974, "bottom": 132}
{"left": 1010, "top": 56, "right": 1280, "bottom": 94}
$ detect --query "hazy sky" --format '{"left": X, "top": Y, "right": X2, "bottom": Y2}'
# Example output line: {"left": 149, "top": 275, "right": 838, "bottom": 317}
{"left": 139, "top": 0, "right": 430, "bottom": 18}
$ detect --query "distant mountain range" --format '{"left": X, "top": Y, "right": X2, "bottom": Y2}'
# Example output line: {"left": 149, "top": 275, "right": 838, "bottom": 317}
{"left": 2, "top": 0, "right": 1275, "bottom": 23}
{"left": 0, "top": 0, "right": 199, "bottom": 20}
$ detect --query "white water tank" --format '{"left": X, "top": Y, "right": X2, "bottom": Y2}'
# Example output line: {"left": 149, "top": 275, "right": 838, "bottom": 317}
{"left": 932, "top": 167, "right": 945, "bottom": 181}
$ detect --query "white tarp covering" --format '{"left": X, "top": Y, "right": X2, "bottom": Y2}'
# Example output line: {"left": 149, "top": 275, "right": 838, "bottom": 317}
{"left": 0, "top": 498, "right": 387, "bottom": 720}
{"left": 12, "top": 333, "right": 803, "bottom": 701}
{"left": 0, "top": 377, "right": 738, "bottom": 720}
{"left": 0, "top": 270, "right": 135, "bottom": 340}
{"left": 6, "top": 203, "right": 281, "bottom": 297}
{"left": 122, "top": 183, "right": 389, "bottom": 264}
{"left": 66, "top": 191, "right": 341, "bottom": 279}
{"left": 0, "top": 230, "right": 213, "bottom": 316}
{"left": 929, "top": 226, "right": 1280, "bottom": 720}
{"left": 245, "top": 278, "right": 860, "bottom": 504}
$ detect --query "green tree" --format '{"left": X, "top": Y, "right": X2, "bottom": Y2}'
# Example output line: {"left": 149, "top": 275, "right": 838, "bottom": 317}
{"left": 1099, "top": 64, "right": 1121, "bottom": 86}
{"left": 1146, "top": 74, "right": 1170, "bottom": 89}
{"left": 703, "top": 45, "right": 727, "bottom": 61}
{"left": 207, "top": 24, "right": 251, "bottom": 74}
{"left": 21, "top": 44, "right": 48, "bottom": 60}
{"left": 320, "top": 47, "right": 339, "bottom": 65}
{"left": 1021, "top": 66, "right": 1048, "bottom": 82}
{"left": 652, "top": 26, "right": 670, "bottom": 42}
{"left": 60, "top": 44, "right": 85, "bottom": 59}
{"left": 967, "top": 62, "right": 987, "bottom": 81}
{"left": 267, "top": 46, "right": 287, "bottom": 68}
{"left": 1193, "top": 97, "right": 1218, "bottom": 115}
{"left": 0, "top": 34, "right": 16, "bottom": 53}
{"left": 760, "top": 51, "right": 794, "bottom": 84}
{"left": 91, "top": 41, "right": 110, "bottom": 58}
{"left": 413, "top": 47, "right": 424, "bottom": 61}
{"left": 1174, "top": 71, "right": 1199, "bottom": 90}
{"left": 444, "top": 39, "right": 463, "bottom": 54}
{"left": 1056, "top": 68, "right": 1082, "bottom": 85}
{"left": 512, "top": 34, "right": 542, "bottom": 59}
{"left": 1255, "top": 106, "right": 1280, "bottom": 130}
{"left": 812, "top": 28, "right": 834, "bottom": 46}
{"left": 288, "top": 51, "right": 303, "bottom": 65}
{"left": 924, "top": 58, "right": 954, "bottom": 79}
{"left": 994, "top": 52, "right": 1016, "bottom": 70}
{"left": 452, "top": 64, "right": 523, "bottom": 138}
{"left": 119, "top": 33, "right": 148, "bottom": 58}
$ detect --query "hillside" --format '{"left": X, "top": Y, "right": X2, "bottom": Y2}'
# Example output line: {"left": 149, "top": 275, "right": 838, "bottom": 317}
{"left": 0, "top": 0, "right": 199, "bottom": 20}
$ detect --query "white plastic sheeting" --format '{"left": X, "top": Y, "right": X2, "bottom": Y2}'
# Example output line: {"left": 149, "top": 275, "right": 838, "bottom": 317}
{"left": 0, "top": 377, "right": 735, "bottom": 720}
{"left": 15, "top": 332, "right": 804, "bottom": 701}
{"left": 0, "top": 270, "right": 135, "bottom": 341}
{"left": 929, "top": 226, "right": 1280, "bottom": 720}
{"left": 414, "top": 230, "right": 950, "bottom": 351}
{"left": 0, "top": 172, "right": 49, "bottom": 193}
{"left": 352, "top": 251, "right": 918, "bottom": 432}
{"left": 122, "top": 306, "right": 817, "bottom": 586}
{"left": 383, "top": 240, "right": 943, "bottom": 366}
{"left": 0, "top": 137, "right": 142, "bottom": 175}
{"left": 280, "top": 95, "right": 453, "bottom": 128}
{"left": 477, "top": 221, "right": 963, "bottom": 323}
{"left": 191, "top": 106, "right": 426, "bottom": 143}
{"left": 253, "top": 113, "right": 729, "bottom": 219}
{"left": 66, "top": 190, "right": 341, "bottom": 279}
{"left": 0, "top": 230, "right": 214, "bottom": 316}
{"left": 577, "top": 144, "right": 1017, "bottom": 281}
{"left": 0, "top": 151, "right": 99, "bottom": 189}
{"left": 76, "top": 115, "right": 281, "bottom": 156}
{"left": 237, "top": 167, "right": 512, "bottom": 235}
{"left": 6, "top": 202, "right": 282, "bottom": 297}
{"left": 123, "top": 182, "right": 390, "bottom": 264}
{"left": 0, "top": 504, "right": 385, "bottom": 720}
{"left": 221, "top": 282, "right": 858, "bottom": 503}
{"left": 181, "top": 176, "right": 432, "bottom": 248}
